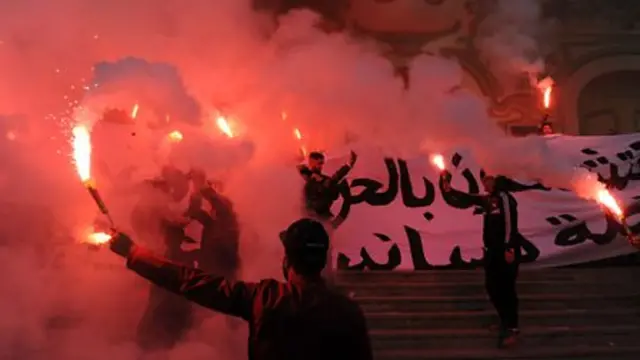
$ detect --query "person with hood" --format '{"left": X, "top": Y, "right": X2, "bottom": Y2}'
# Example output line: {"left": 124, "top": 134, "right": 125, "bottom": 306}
{"left": 441, "top": 172, "right": 521, "bottom": 348}
{"left": 107, "top": 218, "right": 373, "bottom": 360}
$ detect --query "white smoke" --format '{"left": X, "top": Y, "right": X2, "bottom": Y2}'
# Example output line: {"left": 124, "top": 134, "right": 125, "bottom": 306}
{"left": 475, "top": 0, "right": 553, "bottom": 87}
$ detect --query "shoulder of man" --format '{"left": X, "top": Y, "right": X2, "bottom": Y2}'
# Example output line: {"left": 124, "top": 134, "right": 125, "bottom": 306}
{"left": 250, "top": 278, "right": 292, "bottom": 305}
{"left": 323, "top": 287, "right": 365, "bottom": 316}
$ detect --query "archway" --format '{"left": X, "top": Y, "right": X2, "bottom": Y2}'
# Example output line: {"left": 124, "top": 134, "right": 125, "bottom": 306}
{"left": 559, "top": 55, "right": 640, "bottom": 134}
{"left": 578, "top": 70, "right": 640, "bottom": 135}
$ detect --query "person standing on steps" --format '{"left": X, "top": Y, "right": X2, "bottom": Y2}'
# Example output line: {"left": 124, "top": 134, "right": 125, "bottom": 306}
{"left": 440, "top": 171, "right": 521, "bottom": 348}
{"left": 297, "top": 150, "right": 357, "bottom": 226}
{"left": 297, "top": 150, "right": 358, "bottom": 282}
{"left": 106, "top": 218, "right": 373, "bottom": 360}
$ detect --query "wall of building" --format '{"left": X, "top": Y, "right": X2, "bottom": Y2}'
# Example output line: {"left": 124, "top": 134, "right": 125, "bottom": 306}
{"left": 550, "top": 1, "right": 640, "bottom": 135}
{"left": 343, "top": 0, "right": 640, "bottom": 136}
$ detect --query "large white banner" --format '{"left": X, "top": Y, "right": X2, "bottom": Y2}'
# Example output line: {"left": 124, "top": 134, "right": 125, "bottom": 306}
{"left": 330, "top": 134, "right": 640, "bottom": 270}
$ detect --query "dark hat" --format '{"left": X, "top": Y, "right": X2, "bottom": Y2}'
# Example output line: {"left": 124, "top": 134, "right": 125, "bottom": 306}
{"left": 280, "top": 218, "right": 329, "bottom": 254}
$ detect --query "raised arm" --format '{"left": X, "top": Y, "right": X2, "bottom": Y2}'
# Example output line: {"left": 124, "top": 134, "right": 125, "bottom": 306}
{"left": 328, "top": 150, "right": 358, "bottom": 185}
{"left": 329, "top": 164, "right": 352, "bottom": 184}
{"left": 439, "top": 171, "right": 486, "bottom": 208}
{"left": 110, "top": 233, "right": 257, "bottom": 320}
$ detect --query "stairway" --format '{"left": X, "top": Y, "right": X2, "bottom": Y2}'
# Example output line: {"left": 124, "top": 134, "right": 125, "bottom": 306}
{"left": 336, "top": 267, "right": 640, "bottom": 359}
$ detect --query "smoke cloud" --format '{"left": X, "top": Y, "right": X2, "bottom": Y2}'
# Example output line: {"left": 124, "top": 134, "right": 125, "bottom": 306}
{"left": 87, "top": 57, "right": 201, "bottom": 125}
{"left": 475, "top": 0, "right": 553, "bottom": 87}
{"left": 0, "top": 0, "right": 603, "bottom": 359}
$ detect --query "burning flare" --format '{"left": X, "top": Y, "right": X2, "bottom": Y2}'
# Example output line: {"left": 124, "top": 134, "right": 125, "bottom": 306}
{"left": 537, "top": 77, "right": 554, "bottom": 109}
{"left": 293, "top": 128, "right": 307, "bottom": 157}
{"left": 87, "top": 232, "right": 112, "bottom": 245}
{"left": 543, "top": 87, "right": 552, "bottom": 109}
{"left": 131, "top": 103, "right": 139, "bottom": 119}
{"left": 72, "top": 125, "right": 92, "bottom": 182}
{"left": 431, "top": 154, "right": 445, "bottom": 171}
{"left": 216, "top": 116, "right": 234, "bottom": 138}
{"left": 596, "top": 188, "right": 623, "bottom": 220}
{"left": 593, "top": 187, "right": 638, "bottom": 247}
{"left": 72, "top": 124, "right": 114, "bottom": 226}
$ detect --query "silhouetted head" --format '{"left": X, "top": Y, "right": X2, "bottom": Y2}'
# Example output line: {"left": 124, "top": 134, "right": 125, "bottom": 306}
{"left": 482, "top": 174, "right": 508, "bottom": 194}
{"left": 539, "top": 121, "right": 554, "bottom": 135}
{"left": 308, "top": 152, "right": 325, "bottom": 173}
{"left": 280, "top": 218, "right": 329, "bottom": 280}
{"left": 482, "top": 175, "right": 496, "bottom": 193}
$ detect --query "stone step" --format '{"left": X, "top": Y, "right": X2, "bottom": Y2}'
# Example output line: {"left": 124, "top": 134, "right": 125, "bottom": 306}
{"left": 337, "top": 268, "right": 640, "bottom": 284}
{"left": 373, "top": 345, "right": 640, "bottom": 359}
{"left": 365, "top": 308, "right": 640, "bottom": 329}
{"left": 338, "top": 279, "right": 640, "bottom": 297}
{"left": 356, "top": 292, "right": 640, "bottom": 312}
{"left": 369, "top": 325, "right": 640, "bottom": 351}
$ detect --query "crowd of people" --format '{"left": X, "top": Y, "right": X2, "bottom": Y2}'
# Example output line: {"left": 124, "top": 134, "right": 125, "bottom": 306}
{"left": 99, "top": 142, "right": 536, "bottom": 360}
{"left": 108, "top": 151, "right": 372, "bottom": 359}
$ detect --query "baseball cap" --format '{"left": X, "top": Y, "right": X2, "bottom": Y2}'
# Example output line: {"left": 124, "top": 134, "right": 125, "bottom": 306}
{"left": 280, "top": 218, "right": 329, "bottom": 254}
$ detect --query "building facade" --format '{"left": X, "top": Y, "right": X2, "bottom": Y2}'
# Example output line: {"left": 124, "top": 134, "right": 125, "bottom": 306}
{"left": 343, "top": 0, "right": 640, "bottom": 136}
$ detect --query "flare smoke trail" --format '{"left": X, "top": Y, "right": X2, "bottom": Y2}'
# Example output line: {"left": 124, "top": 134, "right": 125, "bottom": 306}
{"left": 0, "top": 1, "right": 599, "bottom": 359}
{"left": 475, "top": 0, "right": 553, "bottom": 88}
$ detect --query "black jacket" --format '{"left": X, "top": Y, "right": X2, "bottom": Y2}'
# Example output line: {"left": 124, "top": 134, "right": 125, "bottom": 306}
{"left": 444, "top": 188, "right": 520, "bottom": 252}
{"left": 125, "top": 246, "right": 373, "bottom": 360}
{"left": 186, "top": 186, "right": 240, "bottom": 277}
{"left": 298, "top": 164, "right": 351, "bottom": 219}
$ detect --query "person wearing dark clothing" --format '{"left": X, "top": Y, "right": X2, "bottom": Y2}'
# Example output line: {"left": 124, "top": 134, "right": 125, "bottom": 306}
{"left": 297, "top": 150, "right": 357, "bottom": 224}
{"left": 441, "top": 172, "right": 521, "bottom": 348}
{"left": 108, "top": 218, "right": 373, "bottom": 360}
{"left": 539, "top": 115, "right": 554, "bottom": 135}
{"left": 297, "top": 151, "right": 357, "bottom": 283}
{"left": 130, "top": 174, "right": 198, "bottom": 351}
{"left": 186, "top": 170, "right": 240, "bottom": 278}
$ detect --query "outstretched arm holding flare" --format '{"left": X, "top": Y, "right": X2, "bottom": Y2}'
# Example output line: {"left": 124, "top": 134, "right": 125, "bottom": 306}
{"left": 105, "top": 227, "right": 374, "bottom": 360}
{"left": 109, "top": 232, "right": 257, "bottom": 320}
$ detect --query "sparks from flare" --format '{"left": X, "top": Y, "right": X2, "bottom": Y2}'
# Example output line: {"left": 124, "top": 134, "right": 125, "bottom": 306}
{"left": 431, "top": 154, "right": 445, "bottom": 171}
{"left": 216, "top": 116, "right": 234, "bottom": 138}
